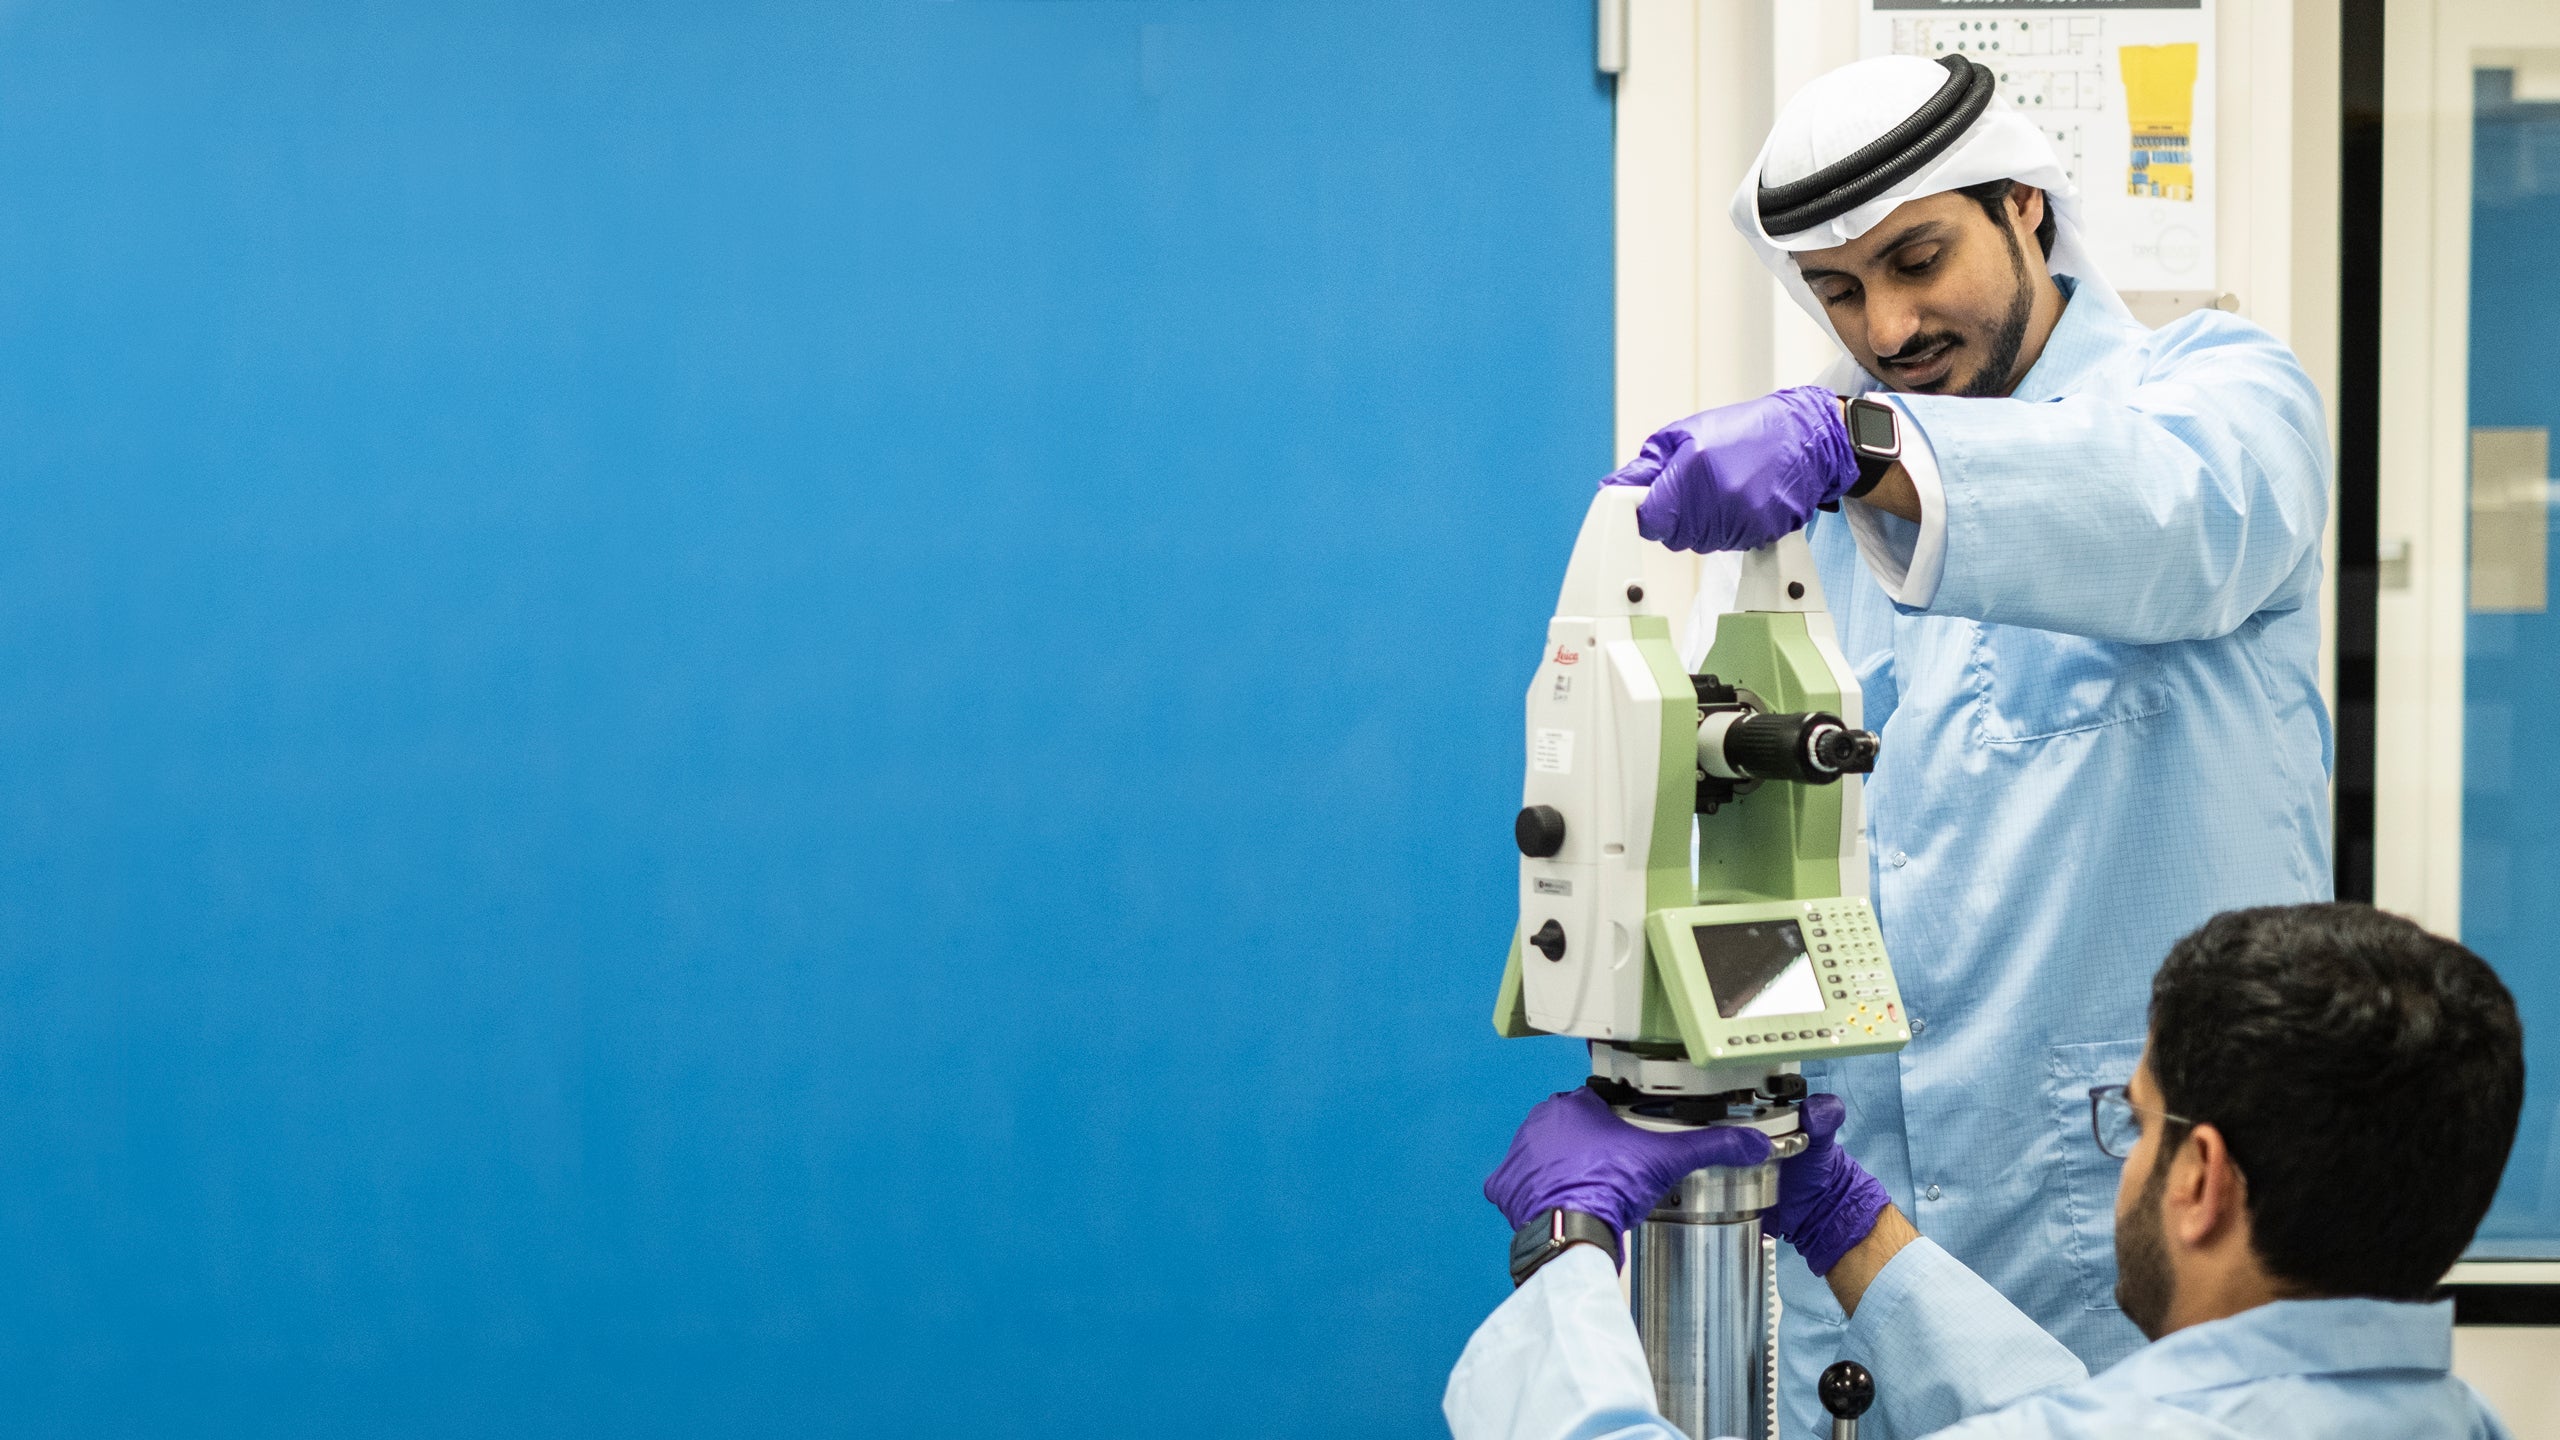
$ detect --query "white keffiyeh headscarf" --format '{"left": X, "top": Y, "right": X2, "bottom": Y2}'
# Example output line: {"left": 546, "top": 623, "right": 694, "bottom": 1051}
{"left": 1730, "top": 55, "right": 2123, "bottom": 379}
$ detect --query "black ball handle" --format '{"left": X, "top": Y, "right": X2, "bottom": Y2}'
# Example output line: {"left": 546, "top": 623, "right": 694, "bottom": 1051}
{"left": 1819, "top": 1360, "right": 1874, "bottom": 1419}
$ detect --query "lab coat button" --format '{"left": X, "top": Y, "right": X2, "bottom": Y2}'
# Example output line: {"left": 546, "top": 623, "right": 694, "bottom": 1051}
{"left": 1889, "top": 850, "right": 1909, "bottom": 868}
{"left": 1923, "top": 1184, "right": 1943, "bottom": 1202}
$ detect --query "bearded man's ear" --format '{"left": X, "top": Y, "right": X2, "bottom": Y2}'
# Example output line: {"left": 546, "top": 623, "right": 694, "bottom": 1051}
{"left": 2011, "top": 184, "right": 2046, "bottom": 234}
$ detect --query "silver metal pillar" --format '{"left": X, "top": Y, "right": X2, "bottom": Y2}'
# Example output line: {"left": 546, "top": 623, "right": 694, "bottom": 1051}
{"left": 1629, "top": 1156, "right": 1781, "bottom": 1440}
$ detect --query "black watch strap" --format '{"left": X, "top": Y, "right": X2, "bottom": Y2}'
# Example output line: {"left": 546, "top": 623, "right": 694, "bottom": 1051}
{"left": 1848, "top": 449, "right": 1895, "bottom": 499}
{"left": 1508, "top": 1208, "right": 1622, "bottom": 1287}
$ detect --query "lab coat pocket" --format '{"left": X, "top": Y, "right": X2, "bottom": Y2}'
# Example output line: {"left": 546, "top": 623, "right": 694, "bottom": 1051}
{"left": 2048, "top": 1037, "right": 2146, "bottom": 1312}
{"left": 1971, "top": 625, "right": 2169, "bottom": 743}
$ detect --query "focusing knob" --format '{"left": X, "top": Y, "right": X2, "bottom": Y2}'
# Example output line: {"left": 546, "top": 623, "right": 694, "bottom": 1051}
{"left": 1724, "top": 711, "right": 1878, "bottom": 785}
{"left": 1515, "top": 805, "right": 1567, "bottom": 858}
{"left": 1820, "top": 1360, "right": 1875, "bottom": 1419}
{"left": 1529, "top": 920, "right": 1567, "bottom": 962}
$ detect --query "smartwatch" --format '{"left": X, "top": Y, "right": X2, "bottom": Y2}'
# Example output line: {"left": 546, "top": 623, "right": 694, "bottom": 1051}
{"left": 1508, "top": 1208, "right": 1622, "bottom": 1287}
{"left": 1843, "top": 396, "right": 1902, "bottom": 499}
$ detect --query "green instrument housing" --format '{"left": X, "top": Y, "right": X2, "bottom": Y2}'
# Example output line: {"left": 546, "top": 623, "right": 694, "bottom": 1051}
{"left": 1497, "top": 608, "right": 1902, "bottom": 1060}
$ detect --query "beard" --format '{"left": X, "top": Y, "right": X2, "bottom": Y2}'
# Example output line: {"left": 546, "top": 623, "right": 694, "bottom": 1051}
{"left": 1861, "top": 220, "right": 2038, "bottom": 398}
{"left": 1955, "top": 215, "right": 2037, "bottom": 392}
{"left": 2113, "top": 1150, "right": 2176, "bottom": 1340}
{"left": 1958, "top": 220, "right": 2037, "bottom": 397}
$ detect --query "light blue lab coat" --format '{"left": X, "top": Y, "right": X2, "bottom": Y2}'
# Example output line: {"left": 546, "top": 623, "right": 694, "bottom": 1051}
{"left": 1441, "top": 1242, "right": 2508, "bottom": 1440}
{"left": 1778, "top": 277, "right": 2333, "bottom": 1437}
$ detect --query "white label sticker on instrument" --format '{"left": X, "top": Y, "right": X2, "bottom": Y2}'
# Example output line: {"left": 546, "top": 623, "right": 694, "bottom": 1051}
{"left": 1533, "top": 728, "right": 1574, "bottom": 774}
{"left": 1534, "top": 878, "right": 1572, "bottom": 896}
{"left": 1550, "top": 673, "right": 1572, "bottom": 702}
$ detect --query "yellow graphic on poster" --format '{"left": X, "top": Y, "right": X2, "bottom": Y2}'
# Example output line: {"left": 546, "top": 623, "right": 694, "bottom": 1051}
{"left": 1863, "top": 2, "right": 2216, "bottom": 291}
{"left": 2120, "top": 43, "right": 2198, "bottom": 200}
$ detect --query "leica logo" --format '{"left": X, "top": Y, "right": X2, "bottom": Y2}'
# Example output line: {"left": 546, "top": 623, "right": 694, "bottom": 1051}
{"left": 1552, "top": 645, "right": 1581, "bottom": 666}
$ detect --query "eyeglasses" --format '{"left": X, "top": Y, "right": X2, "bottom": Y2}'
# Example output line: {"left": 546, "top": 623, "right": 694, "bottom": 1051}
{"left": 2087, "top": 1083, "right": 2196, "bottom": 1160}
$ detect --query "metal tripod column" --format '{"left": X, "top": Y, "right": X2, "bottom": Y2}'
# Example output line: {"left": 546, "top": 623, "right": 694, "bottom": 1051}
{"left": 1629, "top": 1156, "right": 1782, "bottom": 1440}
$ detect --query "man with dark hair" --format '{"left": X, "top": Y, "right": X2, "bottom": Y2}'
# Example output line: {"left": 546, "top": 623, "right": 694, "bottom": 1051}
{"left": 1445, "top": 904, "right": 2521, "bottom": 1439}
{"left": 2125, "top": 904, "right": 2522, "bottom": 1321}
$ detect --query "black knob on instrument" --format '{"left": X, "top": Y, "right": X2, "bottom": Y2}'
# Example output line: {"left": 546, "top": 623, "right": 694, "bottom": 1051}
{"left": 1529, "top": 920, "right": 1567, "bottom": 962}
{"left": 1515, "top": 805, "right": 1567, "bottom": 858}
{"left": 1820, "top": 1360, "right": 1875, "bottom": 1422}
{"left": 1760, "top": 1072, "right": 1808, "bottom": 1103}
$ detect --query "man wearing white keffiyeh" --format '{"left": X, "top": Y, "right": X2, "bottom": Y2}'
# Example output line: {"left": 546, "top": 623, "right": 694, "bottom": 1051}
{"left": 1579, "top": 52, "right": 2334, "bottom": 1439}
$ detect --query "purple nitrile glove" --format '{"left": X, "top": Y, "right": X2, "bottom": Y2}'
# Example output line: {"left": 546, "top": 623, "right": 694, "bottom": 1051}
{"left": 1600, "top": 386, "right": 1859, "bottom": 553}
{"left": 1764, "top": 1093, "right": 1892, "bottom": 1277}
{"left": 1484, "top": 1086, "right": 1775, "bottom": 1239}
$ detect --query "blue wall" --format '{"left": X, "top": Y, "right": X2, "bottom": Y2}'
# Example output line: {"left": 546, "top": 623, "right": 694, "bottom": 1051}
{"left": 0, "top": 3, "right": 1610, "bottom": 1433}
{"left": 2466, "top": 69, "right": 2560, "bottom": 1253}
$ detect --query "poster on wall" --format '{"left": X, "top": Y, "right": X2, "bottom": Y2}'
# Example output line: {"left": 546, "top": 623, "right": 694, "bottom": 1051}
{"left": 1858, "top": 0, "right": 2215, "bottom": 294}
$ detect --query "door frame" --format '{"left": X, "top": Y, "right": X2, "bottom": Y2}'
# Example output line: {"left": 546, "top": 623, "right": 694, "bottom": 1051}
{"left": 2370, "top": 0, "right": 2560, "bottom": 935}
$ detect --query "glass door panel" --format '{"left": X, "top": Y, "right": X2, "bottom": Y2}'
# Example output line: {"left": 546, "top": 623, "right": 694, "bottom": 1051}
{"left": 2464, "top": 63, "right": 2560, "bottom": 1255}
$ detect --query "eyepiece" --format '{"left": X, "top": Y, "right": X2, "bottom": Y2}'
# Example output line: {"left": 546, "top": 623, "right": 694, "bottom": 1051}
{"left": 1812, "top": 724, "right": 1879, "bottom": 775}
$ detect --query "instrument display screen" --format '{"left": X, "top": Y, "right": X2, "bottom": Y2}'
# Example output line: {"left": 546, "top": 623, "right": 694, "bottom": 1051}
{"left": 1691, "top": 920, "right": 1826, "bottom": 1020}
